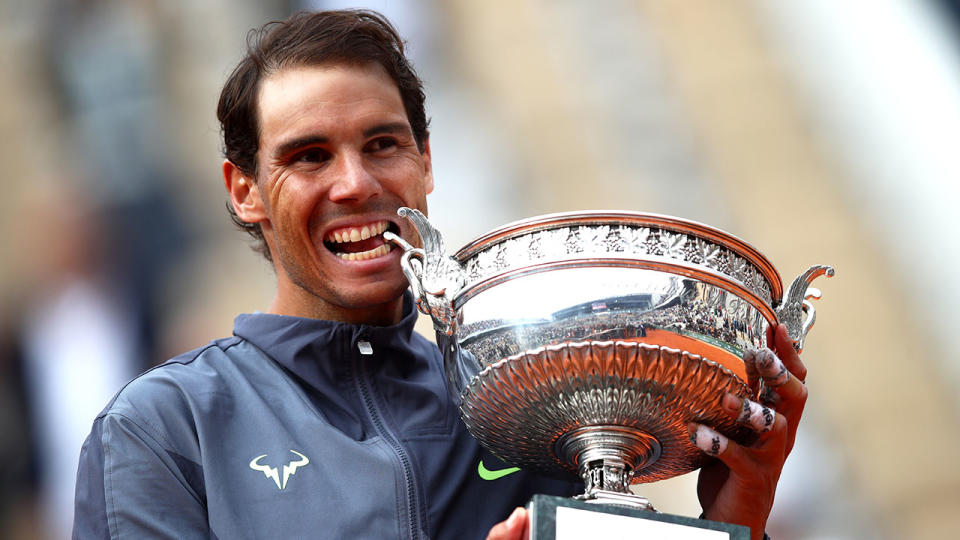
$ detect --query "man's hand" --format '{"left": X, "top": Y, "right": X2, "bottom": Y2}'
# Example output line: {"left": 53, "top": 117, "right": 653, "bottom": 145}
{"left": 687, "top": 323, "right": 808, "bottom": 540}
{"left": 486, "top": 507, "right": 529, "bottom": 540}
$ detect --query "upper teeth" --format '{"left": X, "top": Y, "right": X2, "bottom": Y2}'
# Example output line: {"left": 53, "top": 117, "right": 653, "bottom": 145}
{"left": 326, "top": 221, "right": 390, "bottom": 243}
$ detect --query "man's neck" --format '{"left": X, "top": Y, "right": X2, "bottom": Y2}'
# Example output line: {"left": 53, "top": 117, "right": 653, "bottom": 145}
{"left": 267, "top": 291, "right": 405, "bottom": 326}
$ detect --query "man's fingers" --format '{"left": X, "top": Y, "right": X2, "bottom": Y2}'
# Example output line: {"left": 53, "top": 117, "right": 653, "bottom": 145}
{"left": 687, "top": 423, "right": 759, "bottom": 475}
{"left": 759, "top": 323, "right": 807, "bottom": 384}
{"left": 748, "top": 347, "right": 806, "bottom": 456}
{"left": 747, "top": 347, "right": 806, "bottom": 408}
{"left": 722, "top": 393, "right": 775, "bottom": 433}
{"left": 754, "top": 347, "right": 789, "bottom": 387}
{"left": 689, "top": 423, "right": 730, "bottom": 458}
{"left": 743, "top": 348, "right": 760, "bottom": 392}
{"left": 688, "top": 413, "right": 788, "bottom": 468}
{"left": 486, "top": 507, "right": 529, "bottom": 540}
{"left": 772, "top": 323, "right": 807, "bottom": 383}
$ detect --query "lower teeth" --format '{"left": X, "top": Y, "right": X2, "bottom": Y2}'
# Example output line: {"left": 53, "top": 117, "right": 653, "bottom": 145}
{"left": 336, "top": 243, "right": 392, "bottom": 261}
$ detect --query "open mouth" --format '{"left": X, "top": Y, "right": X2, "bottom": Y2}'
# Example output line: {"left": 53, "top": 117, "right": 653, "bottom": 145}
{"left": 323, "top": 220, "right": 401, "bottom": 261}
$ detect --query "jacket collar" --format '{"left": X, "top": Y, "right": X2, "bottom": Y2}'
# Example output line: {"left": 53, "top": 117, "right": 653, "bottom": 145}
{"left": 232, "top": 292, "right": 423, "bottom": 390}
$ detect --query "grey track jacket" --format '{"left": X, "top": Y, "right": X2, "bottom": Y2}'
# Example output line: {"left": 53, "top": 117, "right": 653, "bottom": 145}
{"left": 73, "top": 296, "right": 578, "bottom": 539}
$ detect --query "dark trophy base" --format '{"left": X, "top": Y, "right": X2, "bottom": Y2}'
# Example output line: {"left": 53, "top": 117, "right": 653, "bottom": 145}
{"left": 527, "top": 494, "right": 749, "bottom": 539}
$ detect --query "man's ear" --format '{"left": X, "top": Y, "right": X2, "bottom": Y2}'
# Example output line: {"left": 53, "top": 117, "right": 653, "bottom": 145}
{"left": 421, "top": 137, "right": 434, "bottom": 195}
{"left": 223, "top": 160, "right": 267, "bottom": 223}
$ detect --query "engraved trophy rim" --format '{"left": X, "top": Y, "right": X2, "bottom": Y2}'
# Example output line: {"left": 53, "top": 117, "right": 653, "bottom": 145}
{"left": 450, "top": 210, "right": 784, "bottom": 323}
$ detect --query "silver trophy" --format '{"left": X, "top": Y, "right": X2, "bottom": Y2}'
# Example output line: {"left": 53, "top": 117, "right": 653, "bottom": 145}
{"left": 385, "top": 208, "right": 832, "bottom": 517}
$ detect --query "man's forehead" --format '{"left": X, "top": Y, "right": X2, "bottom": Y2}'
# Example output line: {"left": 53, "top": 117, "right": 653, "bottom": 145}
{"left": 255, "top": 62, "right": 405, "bottom": 130}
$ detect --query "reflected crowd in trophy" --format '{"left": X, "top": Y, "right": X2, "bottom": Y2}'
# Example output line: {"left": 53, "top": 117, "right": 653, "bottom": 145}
{"left": 462, "top": 283, "right": 764, "bottom": 370}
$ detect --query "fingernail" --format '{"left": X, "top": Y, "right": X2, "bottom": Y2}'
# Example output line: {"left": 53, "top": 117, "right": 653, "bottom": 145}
{"left": 690, "top": 424, "right": 727, "bottom": 456}
{"left": 721, "top": 393, "right": 740, "bottom": 413}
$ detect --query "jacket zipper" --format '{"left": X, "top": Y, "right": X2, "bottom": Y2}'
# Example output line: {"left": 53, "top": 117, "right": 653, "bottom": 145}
{"left": 353, "top": 339, "right": 423, "bottom": 540}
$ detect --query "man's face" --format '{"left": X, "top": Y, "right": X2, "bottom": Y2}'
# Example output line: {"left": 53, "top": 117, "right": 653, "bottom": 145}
{"left": 247, "top": 62, "right": 432, "bottom": 323}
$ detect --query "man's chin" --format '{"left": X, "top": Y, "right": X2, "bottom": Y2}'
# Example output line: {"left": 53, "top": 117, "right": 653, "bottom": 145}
{"left": 335, "top": 280, "right": 410, "bottom": 314}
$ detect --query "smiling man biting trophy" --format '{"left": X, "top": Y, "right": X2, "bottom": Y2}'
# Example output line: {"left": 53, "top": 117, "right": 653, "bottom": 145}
{"left": 73, "top": 9, "right": 831, "bottom": 540}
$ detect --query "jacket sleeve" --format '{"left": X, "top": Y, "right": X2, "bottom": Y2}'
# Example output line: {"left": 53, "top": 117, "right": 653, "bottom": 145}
{"left": 73, "top": 412, "right": 210, "bottom": 539}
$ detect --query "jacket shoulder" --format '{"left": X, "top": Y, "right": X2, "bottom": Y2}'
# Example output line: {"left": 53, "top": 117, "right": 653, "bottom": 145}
{"left": 97, "top": 337, "right": 257, "bottom": 443}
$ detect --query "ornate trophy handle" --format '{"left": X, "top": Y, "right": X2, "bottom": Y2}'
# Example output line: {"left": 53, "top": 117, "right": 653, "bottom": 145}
{"left": 382, "top": 232, "right": 429, "bottom": 313}
{"left": 775, "top": 265, "right": 835, "bottom": 352}
{"left": 384, "top": 208, "right": 465, "bottom": 335}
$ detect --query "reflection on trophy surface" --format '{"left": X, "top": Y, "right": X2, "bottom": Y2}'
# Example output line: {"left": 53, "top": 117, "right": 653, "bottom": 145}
{"left": 386, "top": 208, "right": 832, "bottom": 510}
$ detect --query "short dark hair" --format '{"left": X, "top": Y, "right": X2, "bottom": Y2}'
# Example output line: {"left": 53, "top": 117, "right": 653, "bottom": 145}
{"left": 217, "top": 9, "right": 429, "bottom": 261}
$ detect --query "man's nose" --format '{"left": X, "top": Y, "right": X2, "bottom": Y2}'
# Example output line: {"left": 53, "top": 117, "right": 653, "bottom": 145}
{"left": 328, "top": 152, "right": 382, "bottom": 203}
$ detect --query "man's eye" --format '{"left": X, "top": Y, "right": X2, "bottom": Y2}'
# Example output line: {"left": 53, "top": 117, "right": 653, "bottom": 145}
{"left": 367, "top": 137, "right": 398, "bottom": 152}
{"left": 295, "top": 148, "right": 330, "bottom": 163}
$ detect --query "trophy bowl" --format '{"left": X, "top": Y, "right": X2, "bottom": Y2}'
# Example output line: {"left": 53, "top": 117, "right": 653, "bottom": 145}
{"left": 386, "top": 208, "right": 832, "bottom": 504}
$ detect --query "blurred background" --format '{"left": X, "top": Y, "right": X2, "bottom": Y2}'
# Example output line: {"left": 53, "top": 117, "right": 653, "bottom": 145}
{"left": 1, "top": 0, "right": 959, "bottom": 538}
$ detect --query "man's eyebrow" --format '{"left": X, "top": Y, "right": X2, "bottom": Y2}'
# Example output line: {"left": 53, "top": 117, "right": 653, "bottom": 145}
{"left": 274, "top": 135, "right": 328, "bottom": 159}
{"left": 363, "top": 122, "right": 412, "bottom": 138}
{"left": 272, "top": 123, "right": 412, "bottom": 158}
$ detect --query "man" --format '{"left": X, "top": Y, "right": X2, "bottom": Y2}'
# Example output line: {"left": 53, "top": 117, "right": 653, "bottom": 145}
{"left": 74, "top": 10, "right": 806, "bottom": 540}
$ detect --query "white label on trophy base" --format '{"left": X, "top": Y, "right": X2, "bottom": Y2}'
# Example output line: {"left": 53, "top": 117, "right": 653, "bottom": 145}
{"left": 555, "top": 507, "right": 731, "bottom": 539}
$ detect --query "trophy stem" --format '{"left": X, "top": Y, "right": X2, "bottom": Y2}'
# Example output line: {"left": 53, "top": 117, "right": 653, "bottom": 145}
{"left": 555, "top": 425, "right": 661, "bottom": 510}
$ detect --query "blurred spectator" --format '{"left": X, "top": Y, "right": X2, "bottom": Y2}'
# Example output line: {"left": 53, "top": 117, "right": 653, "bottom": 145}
{"left": 11, "top": 188, "right": 140, "bottom": 539}
{"left": 0, "top": 313, "right": 38, "bottom": 538}
{"left": 3, "top": 1, "right": 202, "bottom": 535}
{"left": 44, "top": 0, "right": 192, "bottom": 368}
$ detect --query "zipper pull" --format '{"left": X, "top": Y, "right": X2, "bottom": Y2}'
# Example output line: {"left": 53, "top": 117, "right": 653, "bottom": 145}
{"left": 357, "top": 340, "right": 373, "bottom": 355}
